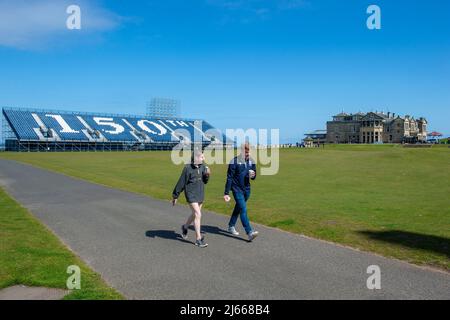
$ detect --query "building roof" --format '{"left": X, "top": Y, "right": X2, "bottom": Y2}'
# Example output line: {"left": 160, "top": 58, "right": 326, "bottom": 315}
{"left": 362, "top": 112, "right": 389, "bottom": 120}
{"left": 374, "top": 112, "right": 390, "bottom": 119}
{"left": 330, "top": 111, "right": 426, "bottom": 125}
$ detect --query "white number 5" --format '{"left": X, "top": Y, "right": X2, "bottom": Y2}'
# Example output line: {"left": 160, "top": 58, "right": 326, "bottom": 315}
{"left": 93, "top": 117, "right": 125, "bottom": 135}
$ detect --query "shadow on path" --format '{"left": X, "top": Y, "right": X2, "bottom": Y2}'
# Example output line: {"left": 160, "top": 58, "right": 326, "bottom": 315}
{"left": 145, "top": 230, "right": 192, "bottom": 244}
{"left": 145, "top": 225, "right": 249, "bottom": 243}
{"left": 195, "top": 225, "right": 249, "bottom": 243}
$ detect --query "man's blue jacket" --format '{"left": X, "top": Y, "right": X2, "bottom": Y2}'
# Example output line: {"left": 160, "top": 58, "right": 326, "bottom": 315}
{"left": 224, "top": 156, "right": 257, "bottom": 195}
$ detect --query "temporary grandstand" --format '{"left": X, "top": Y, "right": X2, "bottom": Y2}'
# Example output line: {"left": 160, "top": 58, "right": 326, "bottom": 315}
{"left": 1, "top": 107, "right": 230, "bottom": 152}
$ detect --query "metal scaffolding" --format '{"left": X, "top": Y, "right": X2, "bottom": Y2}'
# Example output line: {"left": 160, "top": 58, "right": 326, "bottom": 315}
{"left": 1, "top": 108, "right": 15, "bottom": 151}
{"left": 146, "top": 97, "right": 180, "bottom": 119}
{"left": 4, "top": 140, "right": 192, "bottom": 152}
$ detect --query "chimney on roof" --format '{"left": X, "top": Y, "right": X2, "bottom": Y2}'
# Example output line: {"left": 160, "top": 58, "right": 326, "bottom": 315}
{"left": 387, "top": 112, "right": 391, "bottom": 118}
{"left": 392, "top": 113, "right": 395, "bottom": 118}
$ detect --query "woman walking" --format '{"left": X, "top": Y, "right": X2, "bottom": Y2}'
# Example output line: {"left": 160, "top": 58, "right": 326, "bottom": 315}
{"left": 172, "top": 149, "right": 210, "bottom": 248}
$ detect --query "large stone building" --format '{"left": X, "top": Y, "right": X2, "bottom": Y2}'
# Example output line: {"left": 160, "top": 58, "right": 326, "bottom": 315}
{"left": 326, "top": 112, "right": 427, "bottom": 144}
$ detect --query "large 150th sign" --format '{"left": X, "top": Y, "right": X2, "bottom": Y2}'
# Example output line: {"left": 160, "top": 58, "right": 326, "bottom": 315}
{"left": 26, "top": 112, "right": 208, "bottom": 143}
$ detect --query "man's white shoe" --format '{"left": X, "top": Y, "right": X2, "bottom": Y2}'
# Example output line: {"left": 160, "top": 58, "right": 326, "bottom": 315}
{"left": 248, "top": 231, "right": 259, "bottom": 242}
{"left": 227, "top": 226, "right": 240, "bottom": 236}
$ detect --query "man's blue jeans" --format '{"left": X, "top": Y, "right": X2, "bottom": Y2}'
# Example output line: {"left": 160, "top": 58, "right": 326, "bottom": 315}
{"left": 229, "top": 189, "right": 253, "bottom": 235}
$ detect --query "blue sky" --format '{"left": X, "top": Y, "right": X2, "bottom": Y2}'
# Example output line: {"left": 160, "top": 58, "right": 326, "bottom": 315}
{"left": 1, "top": 0, "right": 449, "bottom": 142}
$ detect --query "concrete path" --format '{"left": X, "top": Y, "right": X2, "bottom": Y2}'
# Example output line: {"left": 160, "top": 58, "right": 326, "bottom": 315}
{"left": 0, "top": 159, "right": 449, "bottom": 299}
{"left": 0, "top": 285, "right": 68, "bottom": 300}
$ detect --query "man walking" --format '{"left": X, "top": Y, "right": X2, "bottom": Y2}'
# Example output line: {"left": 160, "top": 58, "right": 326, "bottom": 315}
{"left": 224, "top": 142, "right": 259, "bottom": 241}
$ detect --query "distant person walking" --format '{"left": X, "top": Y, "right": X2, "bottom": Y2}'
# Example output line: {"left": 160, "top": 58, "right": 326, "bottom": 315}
{"left": 224, "top": 143, "right": 259, "bottom": 241}
{"left": 172, "top": 149, "right": 210, "bottom": 248}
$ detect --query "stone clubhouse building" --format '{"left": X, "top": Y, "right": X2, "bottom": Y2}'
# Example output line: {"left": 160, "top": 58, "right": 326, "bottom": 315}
{"left": 326, "top": 111, "right": 428, "bottom": 144}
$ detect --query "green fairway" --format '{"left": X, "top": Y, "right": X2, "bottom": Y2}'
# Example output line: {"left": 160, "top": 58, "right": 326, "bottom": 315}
{"left": 0, "top": 187, "right": 123, "bottom": 299}
{"left": 1, "top": 144, "right": 449, "bottom": 270}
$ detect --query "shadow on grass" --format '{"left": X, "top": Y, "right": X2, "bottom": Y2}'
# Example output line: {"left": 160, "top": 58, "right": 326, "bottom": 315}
{"left": 358, "top": 230, "right": 450, "bottom": 258}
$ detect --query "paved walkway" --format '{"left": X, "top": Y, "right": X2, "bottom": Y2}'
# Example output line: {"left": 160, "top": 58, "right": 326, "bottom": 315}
{"left": 0, "top": 285, "right": 68, "bottom": 300}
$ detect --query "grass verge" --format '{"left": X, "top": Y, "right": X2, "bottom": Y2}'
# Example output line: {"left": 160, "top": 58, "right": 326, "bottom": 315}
{"left": 0, "top": 187, "right": 123, "bottom": 299}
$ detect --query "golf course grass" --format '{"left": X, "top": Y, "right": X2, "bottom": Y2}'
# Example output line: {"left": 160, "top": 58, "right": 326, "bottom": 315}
{"left": 1, "top": 144, "right": 449, "bottom": 270}
{"left": 0, "top": 187, "right": 123, "bottom": 299}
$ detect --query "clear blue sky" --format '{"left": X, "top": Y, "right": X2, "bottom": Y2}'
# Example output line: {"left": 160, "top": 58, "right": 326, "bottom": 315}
{"left": 1, "top": 0, "right": 449, "bottom": 142}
